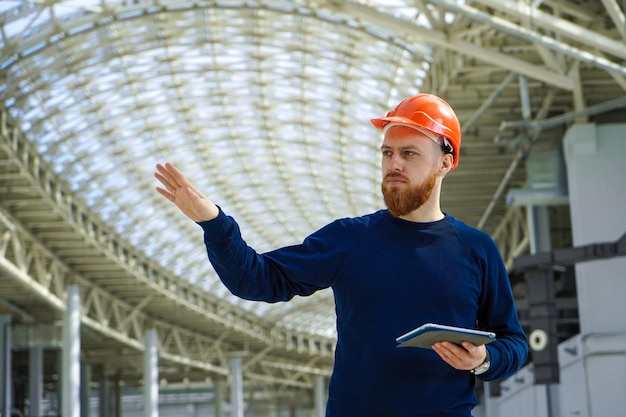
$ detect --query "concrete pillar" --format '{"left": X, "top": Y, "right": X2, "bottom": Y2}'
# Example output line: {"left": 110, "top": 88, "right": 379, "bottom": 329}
{"left": 144, "top": 328, "right": 158, "bottom": 417}
{"left": 29, "top": 345, "right": 44, "bottom": 417}
{"left": 114, "top": 372, "right": 122, "bottom": 417}
{"left": 315, "top": 375, "right": 326, "bottom": 417}
{"left": 562, "top": 123, "right": 626, "bottom": 417}
{"left": 62, "top": 285, "right": 81, "bottom": 417}
{"left": 214, "top": 378, "right": 224, "bottom": 417}
{"left": 229, "top": 357, "right": 244, "bottom": 417}
{"left": 99, "top": 375, "right": 111, "bottom": 417}
{"left": 81, "top": 363, "right": 91, "bottom": 417}
{"left": 0, "top": 315, "right": 11, "bottom": 417}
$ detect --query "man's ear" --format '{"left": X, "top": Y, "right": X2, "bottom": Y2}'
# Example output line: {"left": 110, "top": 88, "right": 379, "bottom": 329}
{"left": 440, "top": 153, "right": 454, "bottom": 174}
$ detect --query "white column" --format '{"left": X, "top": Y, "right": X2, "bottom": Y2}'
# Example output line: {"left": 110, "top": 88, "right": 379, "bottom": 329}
{"left": 315, "top": 375, "right": 327, "bottom": 417}
{"left": 0, "top": 315, "right": 11, "bottom": 417}
{"left": 29, "top": 346, "right": 43, "bottom": 417}
{"left": 563, "top": 123, "right": 626, "bottom": 417}
{"left": 144, "top": 328, "right": 159, "bottom": 417}
{"left": 229, "top": 357, "right": 244, "bottom": 417}
{"left": 62, "top": 285, "right": 81, "bottom": 417}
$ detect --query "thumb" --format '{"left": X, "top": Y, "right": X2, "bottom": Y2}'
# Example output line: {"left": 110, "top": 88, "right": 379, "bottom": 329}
{"left": 186, "top": 186, "right": 219, "bottom": 222}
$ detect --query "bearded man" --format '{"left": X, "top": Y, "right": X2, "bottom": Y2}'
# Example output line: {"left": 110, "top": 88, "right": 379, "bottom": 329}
{"left": 155, "top": 93, "right": 528, "bottom": 417}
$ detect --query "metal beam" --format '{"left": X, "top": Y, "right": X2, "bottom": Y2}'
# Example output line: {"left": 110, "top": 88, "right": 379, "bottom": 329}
{"left": 426, "top": 0, "right": 626, "bottom": 79}
{"left": 472, "top": 0, "right": 626, "bottom": 59}
{"left": 600, "top": 0, "right": 626, "bottom": 40}
{"left": 514, "top": 232, "right": 626, "bottom": 271}
{"left": 500, "top": 95, "right": 626, "bottom": 132}
{"left": 331, "top": 1, "right": 574, "bottom": 90}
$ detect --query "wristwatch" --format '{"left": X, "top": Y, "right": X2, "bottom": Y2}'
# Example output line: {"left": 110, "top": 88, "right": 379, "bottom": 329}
{"left": 471, "top": 350, "right": 490, "bottom": 375}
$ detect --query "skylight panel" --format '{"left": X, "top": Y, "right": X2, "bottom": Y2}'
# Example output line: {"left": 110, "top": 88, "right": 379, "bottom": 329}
{"left": 0, "top": 0, "right": 436, "bottom": 337}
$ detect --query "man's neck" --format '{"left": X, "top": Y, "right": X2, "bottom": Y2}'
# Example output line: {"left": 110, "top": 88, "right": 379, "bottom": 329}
{"left": 398, "top": 206, "right": 444, "bottom": 223}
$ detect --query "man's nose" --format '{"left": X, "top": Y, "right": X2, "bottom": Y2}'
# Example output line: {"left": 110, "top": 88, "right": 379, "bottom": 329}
{"left": 389, "top": 154, "right": 403, "bottom": 171}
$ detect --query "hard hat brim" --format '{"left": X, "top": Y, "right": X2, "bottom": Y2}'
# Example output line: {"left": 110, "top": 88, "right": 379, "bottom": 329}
{"left": 370, "top": 116, "right": 416, "bottom": 130}
{"left": 381, "top": 123, "right": 439, "bottom": 142}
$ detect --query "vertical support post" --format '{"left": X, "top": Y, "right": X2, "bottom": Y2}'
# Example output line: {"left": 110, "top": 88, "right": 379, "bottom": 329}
{"left": 229, "top": 357, "right": 244, "bottom": 417}
{"left": 29, "top": 345, "right": 43, "bottom": 417}
{"left": 114, "top": 372, "right": 122, "bottom": 417}
{"left": 526, "top": 267, "right": 560, "bottom": 385}
{"left": 99, "top": 375, "right": 111, "bottom": 417}
{"left": 483, "top": 382, "right": 494, "bottom": 417}
{"left": 528, "top": 206, "right": 552, "bottom": 253}
{"left": 563, "top": 123, "right": 626, "bottom": 416}
{"left": 62, "top": 285, "right": 81, "bottom": 417}
{"left": 315, "top": 375, "right": 326, "bottom": 417}
{"left": 144, "top": 328, "right": 158, "bottom": 417}
{"left": 0, "top": 315, "right": 11, "bottom": 417}
{"left": 81, "top": 363, "right": 91, "bottom": 417}
{"left": 527, "top": 204, "right": 560, "bottom": 417}
{"left": 519, "top": 74, "right": 532, "bottom": 122}
{"left": 214, "top": 378, "right": 224, "bottom": 417}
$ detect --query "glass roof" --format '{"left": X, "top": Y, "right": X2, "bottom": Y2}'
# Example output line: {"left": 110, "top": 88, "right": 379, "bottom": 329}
{"left": 0, "top": 0, "right": 441, "bottom": 337}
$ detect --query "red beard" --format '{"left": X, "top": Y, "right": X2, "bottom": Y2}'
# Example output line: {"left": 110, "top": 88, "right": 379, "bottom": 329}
{"left": 381, "top": 166, "right": 438, "bottom": 217}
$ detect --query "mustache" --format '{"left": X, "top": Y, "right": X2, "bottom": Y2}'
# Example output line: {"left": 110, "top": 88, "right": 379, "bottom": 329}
{"left": 384, "top": 172, "right": 409, "bottom": 181}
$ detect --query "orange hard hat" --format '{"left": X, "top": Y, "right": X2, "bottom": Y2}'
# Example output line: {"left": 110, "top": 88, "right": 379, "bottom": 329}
{"left": 371, "top": 93, "right": 462, "bottom": 169}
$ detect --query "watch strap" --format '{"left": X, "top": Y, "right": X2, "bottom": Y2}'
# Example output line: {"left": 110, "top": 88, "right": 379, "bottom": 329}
{"left": 471, "top": 349, "right": 491, "bottom": 375}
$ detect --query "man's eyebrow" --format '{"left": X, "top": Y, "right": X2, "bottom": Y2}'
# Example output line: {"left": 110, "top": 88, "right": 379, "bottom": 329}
{"left": 380, "top": 144, "right": 420, "bottom": 150}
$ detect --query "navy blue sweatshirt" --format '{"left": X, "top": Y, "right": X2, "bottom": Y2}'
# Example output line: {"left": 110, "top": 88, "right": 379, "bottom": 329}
{"left": 200, "top": 209, "right": 528, "bottom": 417}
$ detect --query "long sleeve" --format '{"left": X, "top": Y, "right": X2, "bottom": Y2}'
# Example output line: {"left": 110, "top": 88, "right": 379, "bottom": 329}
{"left": 470, "top": 227, "right": 529, "bottom": 381}
{"left": 198, "top": 208, "right": 363, "bottom": 302}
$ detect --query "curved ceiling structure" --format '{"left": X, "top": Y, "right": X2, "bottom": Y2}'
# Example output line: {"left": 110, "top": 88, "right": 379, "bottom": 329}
{"left": 1, "top": 0, "right": 626, "bottom": 401}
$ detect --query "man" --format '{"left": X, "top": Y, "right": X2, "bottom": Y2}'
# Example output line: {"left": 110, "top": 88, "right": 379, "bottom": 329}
{"left": 154, "top": 93, "right": 528, "bottom": 416}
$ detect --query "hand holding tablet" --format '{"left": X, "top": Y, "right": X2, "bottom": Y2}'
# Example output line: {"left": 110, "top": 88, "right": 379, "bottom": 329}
{"left": 396, "top": 323, "right": 496, "bottom": 349}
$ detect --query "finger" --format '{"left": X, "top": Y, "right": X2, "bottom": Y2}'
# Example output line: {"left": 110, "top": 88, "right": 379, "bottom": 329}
{"left": 155, "top": 186, "right": 175, "bottom": 202}
{"left": 156, "top": 163, "right": 193, "bottom": 198}
{"left": 155, "top": 164, "right": 178, "bottom": 190}
{"left": 166, "top": 167, "right": 208, "bottom": 201}
{"left": 462, "top": 342, "right": 487, "bottom": 364}
{"left": 432, "top": 342, "right": 457, "bottom": 360}
{"left": 155, "top": 162, "right": 184, "bottom": 190}
{"left": 432, "top": 343, "right": 459, "bottom": 367}
{"left": 154, "top": 171, "right": 176, "bottom": 193}
{"left": 461, "top": 342, "right": 479, "bottom": 354}
{"left": 164, "top": 162, "right": 187, "bottom": 189}
{"left": 432, "top": 342, "right": 477, "bottom": 370}
{"left": 436, "top": 341, "right": 464, "bottom": 355}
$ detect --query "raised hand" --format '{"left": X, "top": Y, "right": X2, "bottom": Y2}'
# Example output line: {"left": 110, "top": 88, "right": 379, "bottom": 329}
{"left": 154, "top": 162, "right": 219, "bottom": 223}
